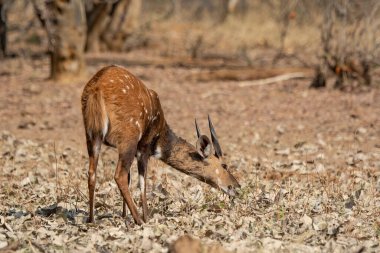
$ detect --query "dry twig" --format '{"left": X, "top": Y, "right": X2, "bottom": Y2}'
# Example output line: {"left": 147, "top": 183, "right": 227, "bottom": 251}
{"left": 238, "top": 72, "right": 308, "bottom": 87}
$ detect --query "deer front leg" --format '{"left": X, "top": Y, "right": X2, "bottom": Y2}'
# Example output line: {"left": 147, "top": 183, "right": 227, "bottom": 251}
{"left": 137, "top": 154, "right": 149, "bottom": 222}
{"left": 115, "top": 147, "right": 143, "bottom": 225}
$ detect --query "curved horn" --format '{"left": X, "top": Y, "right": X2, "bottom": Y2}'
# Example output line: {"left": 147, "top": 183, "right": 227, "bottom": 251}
{"left": 195, "top": 118, "right": 201, "bottom": 138}
{"left": 208, "top": 115, "right": 223, "bottom": 157}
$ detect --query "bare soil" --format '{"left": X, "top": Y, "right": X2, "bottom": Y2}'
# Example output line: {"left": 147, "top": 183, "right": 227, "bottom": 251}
{"left": 0, "top": 54, "right": 380, "bottom": 252}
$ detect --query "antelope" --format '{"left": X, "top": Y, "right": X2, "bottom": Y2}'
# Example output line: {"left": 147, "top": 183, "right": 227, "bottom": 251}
{"left": 81, "top": 65, "right": 240, "bottom": 225}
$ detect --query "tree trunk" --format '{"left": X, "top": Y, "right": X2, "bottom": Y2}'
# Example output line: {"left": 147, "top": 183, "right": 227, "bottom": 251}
{"left": 101, "top": 0, "right": 131, "bottom": 51}
{"left": 85, "top": 0, "right": 142, "bottom": 52}
{"left": 85, "top": 2, "right": 111, "bottom": 52}
{"left": 45, "top": 0, "right": 87, "bottom": 81}
{"left": 0, "top": 1, "right": 7, "bottom": 58}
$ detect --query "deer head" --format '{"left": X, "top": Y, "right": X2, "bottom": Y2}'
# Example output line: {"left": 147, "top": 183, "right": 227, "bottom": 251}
{"left": 194, "top": 116, "right": 240, "bottom": 196}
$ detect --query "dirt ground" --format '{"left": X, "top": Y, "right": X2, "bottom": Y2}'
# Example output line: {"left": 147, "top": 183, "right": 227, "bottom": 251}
{"left": 0, "top": 52, "right": 379, "bottom": 252}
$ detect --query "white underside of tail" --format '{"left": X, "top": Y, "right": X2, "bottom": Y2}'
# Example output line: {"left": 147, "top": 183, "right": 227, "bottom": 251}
{"left": 102, "top": 116, "right": 109, "bottom": 140}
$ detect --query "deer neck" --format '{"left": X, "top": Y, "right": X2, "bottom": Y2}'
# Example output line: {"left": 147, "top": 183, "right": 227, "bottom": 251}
{"left": 157, "top": 125, "right": 214, "bottom": 185}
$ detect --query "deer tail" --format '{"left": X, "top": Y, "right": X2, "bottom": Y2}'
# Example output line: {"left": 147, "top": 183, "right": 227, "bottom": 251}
{"left": 82, "top": 87, "right": 108, "bottom": 140}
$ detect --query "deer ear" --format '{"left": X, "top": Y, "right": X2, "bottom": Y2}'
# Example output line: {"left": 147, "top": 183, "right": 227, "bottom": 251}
{"left": 196, "top": 135, "right": 213, "bottom": 159}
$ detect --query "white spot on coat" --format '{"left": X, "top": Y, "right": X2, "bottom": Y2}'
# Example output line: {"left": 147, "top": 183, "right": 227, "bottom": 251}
{"left": 110, "top": 79, "right": 114, "bottom": 83}
{"left": 122, "top": 89, "right": 126, "bottom": 93}
{"left": 148, "top": 93, "right": 152, "bottom": 111}
{"left": 135, "top": 121, "right": 142, "bottom": 140}
{"left": 215, "top": 169, "right": 220, "bottom": 175}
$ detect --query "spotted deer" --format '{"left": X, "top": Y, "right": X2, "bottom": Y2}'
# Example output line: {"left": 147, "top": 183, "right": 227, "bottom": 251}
{"left": 81, "top": 65, "right": 240, "bottom": 224}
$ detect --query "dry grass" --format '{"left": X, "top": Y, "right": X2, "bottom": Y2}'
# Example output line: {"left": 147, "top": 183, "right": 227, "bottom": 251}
{"left": 0, "top": 2, "right": 379, "bottom": 252}
{"left": 0, "top": 56, "right": 379, "bottom": 252}
{"left": 151, "top": 10, "right": 320, "bottom": 64}
{"left": 1, "top": 129, "right": 379, "bottom": 252}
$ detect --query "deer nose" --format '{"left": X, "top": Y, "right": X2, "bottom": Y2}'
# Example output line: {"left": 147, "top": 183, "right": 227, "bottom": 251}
{"left": 227, "top": 185, "right": 237, "bottom": 197}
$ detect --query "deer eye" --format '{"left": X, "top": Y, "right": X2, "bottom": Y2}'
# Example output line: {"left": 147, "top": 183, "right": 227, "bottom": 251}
{"left": 222, "top": 164, "right": 228, "bottom": 170}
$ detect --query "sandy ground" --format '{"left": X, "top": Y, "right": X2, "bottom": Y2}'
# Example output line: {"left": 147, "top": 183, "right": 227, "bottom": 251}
{"left": 0, "top": 55, "right": 380, "bottom": 252}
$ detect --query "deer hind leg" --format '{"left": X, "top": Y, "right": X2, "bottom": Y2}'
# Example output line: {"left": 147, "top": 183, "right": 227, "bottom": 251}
{"left": 137, "top": 154, "right": 149, "bottom": 222}
{"left": 121, "top": 172, "right": 131, "bottom": 218}
{"left": 86, "top": 133, "right": 102, "bottom": 223}
{"left": 115, "top": 144, "right": 143, "bottom": 225}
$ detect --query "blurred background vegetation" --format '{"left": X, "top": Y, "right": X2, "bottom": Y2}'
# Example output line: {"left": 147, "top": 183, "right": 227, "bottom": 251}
{"left": 1, "top": 0, "right": 379, "bottom": 90}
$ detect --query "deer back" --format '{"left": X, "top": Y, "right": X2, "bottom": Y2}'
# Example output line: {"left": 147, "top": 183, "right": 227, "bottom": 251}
{"left": 81, "top": 65, "right": 165, "bottom": 148}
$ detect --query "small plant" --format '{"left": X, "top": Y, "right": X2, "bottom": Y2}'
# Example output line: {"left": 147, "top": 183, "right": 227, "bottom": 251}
{"left": 312, "top": 0, "right": 380, "bottom": 91}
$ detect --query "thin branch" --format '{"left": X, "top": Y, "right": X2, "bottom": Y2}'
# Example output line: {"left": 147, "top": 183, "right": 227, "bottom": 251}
{"left": 238, "top": 72, "right": 308, "bottom": 87}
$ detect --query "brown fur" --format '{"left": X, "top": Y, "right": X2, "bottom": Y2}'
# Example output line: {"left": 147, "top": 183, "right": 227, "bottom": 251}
{"left": 158, "top": 127, "right": 238, "bottom": 189}
{"left": 81, "top": 65, "right": 240, "bottom": 224}
{"left": 82, "top": 87, "right": 106, "bottom": 136}
{"left": 81, "top": 67, "right": 111, "bottom": 137}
